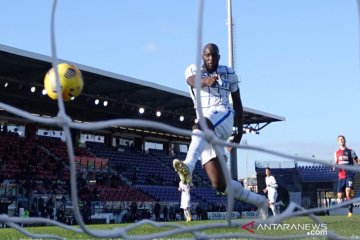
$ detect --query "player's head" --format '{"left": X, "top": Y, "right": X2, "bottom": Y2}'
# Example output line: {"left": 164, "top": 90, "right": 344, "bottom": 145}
{"left": 337, "top": 135, "right": 346, "bottom": 147}
{"left": 202, "top": 43, "right": 220, "bottom": 73}
{"left": 265, "top": 167, "right": 271, "bottom": 176}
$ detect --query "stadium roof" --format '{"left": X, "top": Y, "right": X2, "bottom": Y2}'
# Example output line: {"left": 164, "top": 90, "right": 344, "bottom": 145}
{"left": 0, "top": 44, "right": 285, "bottom": 134}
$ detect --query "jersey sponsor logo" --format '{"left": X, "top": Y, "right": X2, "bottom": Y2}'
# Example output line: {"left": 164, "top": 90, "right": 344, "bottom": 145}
{"left": 338, "top": 155, "right": 349, "bottom": 161}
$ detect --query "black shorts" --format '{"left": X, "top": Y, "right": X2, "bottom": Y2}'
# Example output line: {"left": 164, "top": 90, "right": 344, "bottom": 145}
{"left": 337, "top": 176, "right": 354, "bottom": 193}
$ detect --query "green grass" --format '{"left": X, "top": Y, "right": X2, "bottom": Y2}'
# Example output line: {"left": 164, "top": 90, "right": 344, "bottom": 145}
{"left": 0, "top": 215, "right": 359, "bottom": 239}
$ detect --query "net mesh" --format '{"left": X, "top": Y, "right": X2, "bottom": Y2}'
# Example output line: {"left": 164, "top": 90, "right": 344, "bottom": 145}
{"left": 0, "top": 0, "right": 360, "bottom": 239}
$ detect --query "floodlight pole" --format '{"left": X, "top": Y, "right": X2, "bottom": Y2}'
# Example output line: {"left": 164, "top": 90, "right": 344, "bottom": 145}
{"left": 227, "top": 0, "right": 238, "bottom": 180}
{"left": 227, "top": 0, "right": 234, "bottom": 69}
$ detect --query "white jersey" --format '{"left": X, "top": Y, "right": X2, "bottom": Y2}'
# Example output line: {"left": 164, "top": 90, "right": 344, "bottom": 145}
{"left": 179, "top": 182, "right": 191, "bottom": 209}
{"left": 185, "top": 64, "right": 239, "bottom": 111}
{"left": 265, "top": 175, "right": 278, "bottom": 195}
{"left": 265, "top": 175, "right": 278, "bottom": 203}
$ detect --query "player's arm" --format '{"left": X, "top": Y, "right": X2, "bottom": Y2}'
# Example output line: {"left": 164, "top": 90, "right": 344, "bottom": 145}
{"left": 352, "top": 150, "right": 360, "bottom": 164}
{"left": 187, "top": 74, "right": 218, "bottom": 87}
{"left": 263, "top": 181, "right": 268, "bottom": 192}
{"left": 333, "top": 152, "right": 337, "bottom": 171}
{"left": 269, "top": 177, "right": 278, "bottom": 188}
{"left": 230, "top": 89, "right": 244, "bottom": 144}
{"left": 185, "top": 64, "right": 218, "bottom": 87}
{"left": 348, "top": 149, "right": 360, "bottom": 164}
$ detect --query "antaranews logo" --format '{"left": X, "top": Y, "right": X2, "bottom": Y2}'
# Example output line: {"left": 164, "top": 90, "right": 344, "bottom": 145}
{"left": 241, "top": 221, "right": 327, "bottom": 236}
{"left": 242, "top": 221, "right": 255, "bottom": 233}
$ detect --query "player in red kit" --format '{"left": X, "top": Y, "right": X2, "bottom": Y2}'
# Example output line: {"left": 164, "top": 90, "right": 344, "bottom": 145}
{"left": 334, "top": 135, "right": 360, "bottom": 217}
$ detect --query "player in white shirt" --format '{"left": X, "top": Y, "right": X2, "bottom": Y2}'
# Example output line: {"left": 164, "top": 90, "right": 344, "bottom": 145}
{"left": 178, "top": 181, "right": 192, "bottom": 222}
{"left": 263, "top": 167, "right": 278, "bottom": 216}
{"left": 173, "top": 43, "right": 268, "bottom": 219}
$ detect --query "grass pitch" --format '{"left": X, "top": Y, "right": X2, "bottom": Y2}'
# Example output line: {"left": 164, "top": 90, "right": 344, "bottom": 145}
{"left": 0, "top": 215, "right": 359, "bottom": 239}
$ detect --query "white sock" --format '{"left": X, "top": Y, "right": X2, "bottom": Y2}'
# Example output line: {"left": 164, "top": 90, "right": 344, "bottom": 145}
{"left": 183, "top": 129, "right": 206, "bottom": 173}
{"left": 226, "top": 180, "right": 265, "bottom": 206}
{"left": 270, "top": 205, "right": 276, "bottom": 215}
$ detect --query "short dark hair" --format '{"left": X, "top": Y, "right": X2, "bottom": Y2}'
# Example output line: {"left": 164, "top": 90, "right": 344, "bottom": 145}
{"left": 265, "top": 167, "right": 271, "bottom": 171}
{"left": 337, "top": 135, "right": 346, "bottom": 141}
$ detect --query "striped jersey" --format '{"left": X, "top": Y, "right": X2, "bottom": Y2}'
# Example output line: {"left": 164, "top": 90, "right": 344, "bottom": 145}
{"left": 335, "top": 148, "right": 358, "bottom": 179}
{"left": 185, "top": 64, "right": 239, "bottom": 111}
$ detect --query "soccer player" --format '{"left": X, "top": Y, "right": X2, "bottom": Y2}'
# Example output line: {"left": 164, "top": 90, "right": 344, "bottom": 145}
{"left": 334, "top": 135, "right": 360, "bottom": 217}
{"left": 173, "top": 43, "right": 268, "bottom": 219}
{"left": 178, "top": 181, "right": 192, "bottom": 222}
{"left": 263, "top": 167, "right": 278, "bottom": 216}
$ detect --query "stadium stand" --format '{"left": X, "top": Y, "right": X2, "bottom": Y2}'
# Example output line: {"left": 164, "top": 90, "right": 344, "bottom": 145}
{"left": 297, "top": 165, "right": 337, "bottom": 182}
{"left": 0, "top": 126, "right": 261, "bottom": 224}
{"left": 85, "top": 142, "right": 232, "bottom": 206}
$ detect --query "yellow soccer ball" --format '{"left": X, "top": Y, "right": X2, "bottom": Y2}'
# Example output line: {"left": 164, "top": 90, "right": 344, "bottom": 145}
{"left": 44, "top": 63, "right": 84, "bottom": 102}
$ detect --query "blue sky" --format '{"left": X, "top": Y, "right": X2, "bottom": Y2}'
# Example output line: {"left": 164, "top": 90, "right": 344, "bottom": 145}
{"left": 1, "top": 0, "right": 360, "bottom": 177}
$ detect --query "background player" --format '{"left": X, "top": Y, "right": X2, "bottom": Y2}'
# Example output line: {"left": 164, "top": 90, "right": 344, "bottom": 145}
{"left": 178, "top": 181, "right": 192, "bottom": 222}
{"left": 333, "top": 135, "right": 360, "bottom": 217}
{"left": 263, "top": 167, "right": 278, "bottom": 216}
